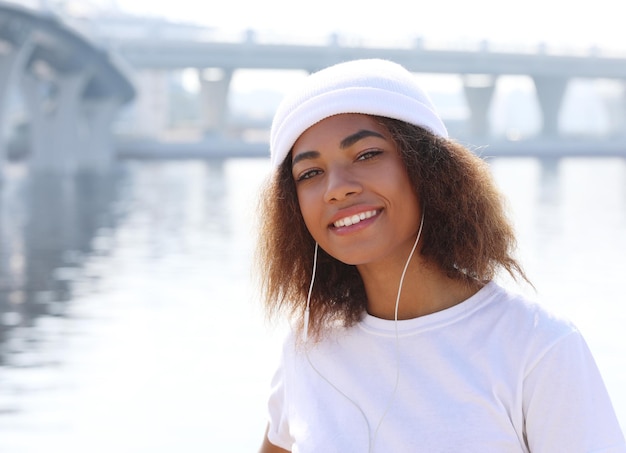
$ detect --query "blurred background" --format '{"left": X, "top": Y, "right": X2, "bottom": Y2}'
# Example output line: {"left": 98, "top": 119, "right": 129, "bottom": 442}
{"left": 0, "top": 0, "right": 625, "bottom": 451}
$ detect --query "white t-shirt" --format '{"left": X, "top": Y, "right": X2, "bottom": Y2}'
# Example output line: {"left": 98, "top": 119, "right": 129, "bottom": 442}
{"left": 266, "top": 281, "right": 626, "bottom": 453}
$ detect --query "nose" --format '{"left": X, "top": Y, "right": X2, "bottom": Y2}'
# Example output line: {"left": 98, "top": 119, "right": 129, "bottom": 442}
{"left": 323, "top": 166, "right": 362, "bottom": 203}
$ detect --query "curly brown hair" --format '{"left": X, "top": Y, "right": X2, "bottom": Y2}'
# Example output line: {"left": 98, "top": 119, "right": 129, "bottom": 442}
{"left": 256, "top": 116, "right": 528, "bottom": 339}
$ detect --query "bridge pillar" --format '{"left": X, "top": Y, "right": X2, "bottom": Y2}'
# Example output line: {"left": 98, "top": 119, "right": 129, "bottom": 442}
{"left": 532, "top": 76, "right": 568, "bottom": 137}
{"left": 198, "top": 67, "right": 232, "bottom": 136}
{"left": 78, "top": 97, "right": 122, "bottom": 169}
{"left": 20, "top": 72, "right": 54, "bottom": 169}
{"left": 0, "top": 36, "right": 34, "bottom": 169}
{"left": 615, "top": 80, "right": 626, "bottom": 137}
{"left": 21, "top": 68, "right": 92, "bottom": 173}
{"left": 616, "top": 81, "right": 626, "bottom": 138}
{"left": 599, "top": 81, "right": 626, "bottom": 138}
{"left": 462, "top": 75, "right": 496, "bottom": 137}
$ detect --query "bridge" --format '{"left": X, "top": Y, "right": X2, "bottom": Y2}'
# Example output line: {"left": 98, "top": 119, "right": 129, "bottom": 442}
{"left": 2, "top": 7, "right": 626, "bottom": 169}
{"left": 0, "top": 1, "right": 135, "bottom": 174}
{"left": 106, "top": 28, "right": 626, "bottom": 142}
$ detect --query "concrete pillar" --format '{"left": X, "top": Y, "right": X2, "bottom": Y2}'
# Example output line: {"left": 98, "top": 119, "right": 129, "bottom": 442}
{"left": 0, "top": 36, "right": 34, "bottom": 167}
{"left": 126, "top": 69, "right": 169, "bottom": 138}
{"left": 20, "top": 72, "right": 55, "bottom": 169}
{"left": 78, "top": 97, "right": 122, "bottom": 170}
{"left": 598, "top": 81, "right": 626, "bottom": 138}
{"left": 53, "top": 70, "right": 93, "bottom": 171}
{"left": 198, "top": 67, "right": 233, "bottom": 137}
{"left": 532, "top": 76, "right": 568, "bottom": 137}
{"left": 462, "top": 75, "right": 497, "bottom": 138}
{"left": 0, "top": 49, "right": 15, "bottom": 173}
{"left": 621, "top": 81, "right": 626, "bottom": 138}
{"left": 0, "top": 47, "right": 18, "bottom": 148}
{"left": 21, "top": 68, "right": 92, "bottom": 173}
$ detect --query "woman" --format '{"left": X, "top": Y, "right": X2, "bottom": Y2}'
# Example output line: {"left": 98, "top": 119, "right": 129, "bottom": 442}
{"left": 256, "top": 59, "right": 625, "bottom": 452}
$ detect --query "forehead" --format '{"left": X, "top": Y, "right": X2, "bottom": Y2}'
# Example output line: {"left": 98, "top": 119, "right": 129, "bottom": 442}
{"left": 292, "top": 114, "right": 389, "bottom": 152}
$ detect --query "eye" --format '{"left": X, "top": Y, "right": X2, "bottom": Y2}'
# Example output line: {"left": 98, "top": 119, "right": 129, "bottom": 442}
{"left": 356, "top": 149, "right": 383, "bottom": 161}
{"left": 295, "top": 168, "right": 323, "bottom": 182}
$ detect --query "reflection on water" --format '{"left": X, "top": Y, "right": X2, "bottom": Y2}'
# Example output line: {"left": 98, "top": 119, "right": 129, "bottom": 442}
{"left": 0, "top": 157, "right": 624, "bottom": 452}
{"left": 0, "top": 167, "right": 123, "bottom": 362}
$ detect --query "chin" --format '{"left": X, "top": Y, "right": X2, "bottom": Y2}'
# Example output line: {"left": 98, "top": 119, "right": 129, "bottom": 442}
{"left": 330, "top": 251, "right": 377, "bottom": 267}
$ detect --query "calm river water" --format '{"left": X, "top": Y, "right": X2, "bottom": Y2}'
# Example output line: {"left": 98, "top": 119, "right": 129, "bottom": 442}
{"left": 0, "top": 155, "right": 624, "bottom": 452}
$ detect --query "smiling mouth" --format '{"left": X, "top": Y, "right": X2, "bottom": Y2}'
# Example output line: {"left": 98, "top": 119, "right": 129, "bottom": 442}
{"left": 332, "top": 210, "right": 379, "bottom": 228}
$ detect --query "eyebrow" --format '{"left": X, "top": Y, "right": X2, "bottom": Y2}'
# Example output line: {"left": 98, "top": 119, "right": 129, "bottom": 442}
{"left": 340, "top": 129, "right": 385, "bottom": 149}
{"left": 291, "top": 150, "right": 320, "bottom": 167}
{"left": 291, "top": 129, "right": 386, "bottom": 168}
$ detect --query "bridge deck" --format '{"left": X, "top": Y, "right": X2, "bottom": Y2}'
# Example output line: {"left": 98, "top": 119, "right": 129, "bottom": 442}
{"left": 116, "top": 138, "right": 626, "bottom": 161}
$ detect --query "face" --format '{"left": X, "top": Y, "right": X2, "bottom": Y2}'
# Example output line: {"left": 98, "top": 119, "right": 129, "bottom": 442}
{"left": 291, "top": 114, "right": 422, "bottom": 267}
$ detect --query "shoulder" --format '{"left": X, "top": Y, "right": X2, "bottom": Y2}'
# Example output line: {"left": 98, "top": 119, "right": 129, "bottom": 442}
{"left": 484, "top": 281, "right": 576, "bottom": 330}
{"left": 478, "top": 281, "right": 581, "bottom": 358}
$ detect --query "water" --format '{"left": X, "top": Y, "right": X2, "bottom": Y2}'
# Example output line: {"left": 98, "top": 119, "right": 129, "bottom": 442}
{"left": 0, "top": 156, "right": 624, "bottom": 451}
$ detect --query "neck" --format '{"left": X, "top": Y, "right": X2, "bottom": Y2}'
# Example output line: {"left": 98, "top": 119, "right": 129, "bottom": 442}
{"left": 358, "top": 258, "right": 482, "bottom": 320}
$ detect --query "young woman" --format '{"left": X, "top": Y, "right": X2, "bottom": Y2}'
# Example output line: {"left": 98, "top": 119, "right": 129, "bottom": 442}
{"left": 256, "top": 59, "right": 625, "bottom": 453}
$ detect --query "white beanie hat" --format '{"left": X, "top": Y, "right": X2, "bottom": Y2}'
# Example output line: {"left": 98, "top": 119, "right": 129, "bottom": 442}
{"left": 269, "top": 58, "right": 448, "bottom": 168}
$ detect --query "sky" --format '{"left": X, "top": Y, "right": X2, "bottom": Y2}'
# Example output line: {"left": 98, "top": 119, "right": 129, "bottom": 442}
{"left": 10, "top": 0, "right": 623, "bottom": 52}
{"left": 10, "top": 0, "right": 625, "bottom": 92}
{"left": 76, "top": 0, "right": 624, "bottom": 98}
{"left": 110, "top": 0, "right": 623, "bottom": 52}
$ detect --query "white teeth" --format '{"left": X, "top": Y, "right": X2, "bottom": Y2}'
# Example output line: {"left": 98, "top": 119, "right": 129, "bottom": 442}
{"left": 333, "top": 210, "right": 378, "bottom": 228}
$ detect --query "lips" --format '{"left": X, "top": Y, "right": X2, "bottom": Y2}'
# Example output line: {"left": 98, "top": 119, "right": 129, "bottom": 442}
{"left": 331, "top": 209, "right": 380, "bottom": 228}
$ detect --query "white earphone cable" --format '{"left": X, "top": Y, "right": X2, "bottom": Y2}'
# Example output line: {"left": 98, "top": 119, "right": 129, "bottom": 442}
{"left": 303, "top": 242, "right": 319, "bottom": 343}
{"left": 371, "top": 210, "right": 425, "bottom": 450}
{"left": 304, "top": 211, "right": 425, "bottom": 452}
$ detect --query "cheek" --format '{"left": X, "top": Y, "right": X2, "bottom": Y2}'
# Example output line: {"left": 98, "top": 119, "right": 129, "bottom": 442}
{"left": 296, "top": 190, "right": 320, "bottom": 235}
{"left": 387, "top": 170, "right": 422, "bottom": 219}
{"left": 298, "top": 191, "right": 313, "bottom": 225}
